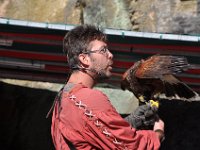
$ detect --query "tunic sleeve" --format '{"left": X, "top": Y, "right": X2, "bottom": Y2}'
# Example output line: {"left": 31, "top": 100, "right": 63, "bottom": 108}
{"left": 75, "top": 88, "right": 161, "bottom": 150}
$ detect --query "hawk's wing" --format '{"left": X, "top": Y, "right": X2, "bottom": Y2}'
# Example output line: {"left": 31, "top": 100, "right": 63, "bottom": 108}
{"left": 135, "top": 55, "right": 189, "bottom": 79}
{"left": 121, "top": 54, "right": 198, "bottom": 101}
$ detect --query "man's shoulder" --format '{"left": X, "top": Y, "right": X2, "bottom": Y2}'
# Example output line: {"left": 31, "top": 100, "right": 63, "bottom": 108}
{"left": 64, "top": 83, "right": 111, "bottom": 106}
{"left": 79, "top": 87, "right": 106, "bottom": 98}
{"left": 77, "top": 87, "right": 114, "bottom": 111}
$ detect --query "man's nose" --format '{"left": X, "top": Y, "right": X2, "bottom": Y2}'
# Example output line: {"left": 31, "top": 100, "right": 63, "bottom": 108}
{"left": 107, "top": 50, "right": 113, "bottom": 59}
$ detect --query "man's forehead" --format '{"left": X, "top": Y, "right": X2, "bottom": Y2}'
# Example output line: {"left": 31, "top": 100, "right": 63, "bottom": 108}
{"left": 89, "top": 40, "right": 107, "bottom": 49}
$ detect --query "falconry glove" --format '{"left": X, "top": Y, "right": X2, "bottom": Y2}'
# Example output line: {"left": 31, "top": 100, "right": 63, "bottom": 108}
{"left": 125, "top": 105, "right": 158, "bottom": 130}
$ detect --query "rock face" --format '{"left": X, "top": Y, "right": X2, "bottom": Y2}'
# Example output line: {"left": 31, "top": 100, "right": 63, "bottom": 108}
{"left": 83, "top": 0, "right": 132, "bottom": 30}
{"left": 0, "top": 0, "right": 199, "bottom": 34}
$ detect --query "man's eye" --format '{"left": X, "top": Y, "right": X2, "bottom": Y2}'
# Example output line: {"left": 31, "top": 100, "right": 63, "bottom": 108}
{"left": 100, "top": 47, "right": 107, "bottom": 53}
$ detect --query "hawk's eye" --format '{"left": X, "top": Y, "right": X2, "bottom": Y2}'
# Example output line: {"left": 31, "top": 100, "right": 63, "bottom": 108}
{"left": 130, "top": 69, "right": 133, "bottom": 74}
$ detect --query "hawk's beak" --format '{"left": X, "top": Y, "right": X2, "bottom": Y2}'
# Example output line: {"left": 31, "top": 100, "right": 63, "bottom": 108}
{"left": 120, "top": 79, "right": 127, "bottom": 90}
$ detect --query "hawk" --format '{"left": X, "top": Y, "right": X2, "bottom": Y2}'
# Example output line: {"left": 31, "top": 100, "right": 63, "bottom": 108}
{"left": 121, "top": 54, "right": 199, "bottom": 107}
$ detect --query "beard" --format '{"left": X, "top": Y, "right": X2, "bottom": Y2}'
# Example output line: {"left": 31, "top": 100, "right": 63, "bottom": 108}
{"left": 89, "top": 56, "right": 113, "bottom": 81}
{"left": 88, "top": 66, "right": 110, "bottom": 81}
{"left": 96, "top": 70, "right": 110, "bottom": 80}
{"left": 90, "top": 64, "right": 112, "bottom": 81}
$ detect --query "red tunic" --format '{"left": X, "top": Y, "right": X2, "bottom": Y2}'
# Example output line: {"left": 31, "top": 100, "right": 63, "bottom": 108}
{"left": 51, "top": 83, "right": 160, "bottom": 150}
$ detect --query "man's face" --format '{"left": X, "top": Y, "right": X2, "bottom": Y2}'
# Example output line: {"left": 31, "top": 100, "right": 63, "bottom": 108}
{"left": 87, "top": 40, "right": 113, "bottom": 80}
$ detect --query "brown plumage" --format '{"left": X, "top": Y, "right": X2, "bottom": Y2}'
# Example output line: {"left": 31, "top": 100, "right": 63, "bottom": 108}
{"left": 121, "top": 54, "right": 199, "bottom": 104}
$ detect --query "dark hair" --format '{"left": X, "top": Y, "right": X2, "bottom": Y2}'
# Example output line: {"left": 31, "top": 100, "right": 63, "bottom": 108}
{"left": 63, "top": 24, "right": 107, "bottom": 69}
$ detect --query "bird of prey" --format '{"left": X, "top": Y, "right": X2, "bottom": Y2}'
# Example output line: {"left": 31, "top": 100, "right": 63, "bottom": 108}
{"left": 121, "top": 54, "right": 199, "bottom": 107}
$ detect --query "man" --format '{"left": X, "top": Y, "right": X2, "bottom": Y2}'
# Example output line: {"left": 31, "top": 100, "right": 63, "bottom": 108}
{"left": 51, "top": 24, "right": 164, "bottom": 150}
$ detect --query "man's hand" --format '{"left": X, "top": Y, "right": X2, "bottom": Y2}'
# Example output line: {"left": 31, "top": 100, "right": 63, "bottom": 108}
{"left": 125, "top": 105, "right": 158, "bottom": 130}
{"left": 154, "top": 119, "right": 165, "bottom": 142}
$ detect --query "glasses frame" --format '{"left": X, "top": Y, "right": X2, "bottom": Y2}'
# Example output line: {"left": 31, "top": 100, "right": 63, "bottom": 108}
{"left": 83, "top": 46, "right": 110, "bottom": 56}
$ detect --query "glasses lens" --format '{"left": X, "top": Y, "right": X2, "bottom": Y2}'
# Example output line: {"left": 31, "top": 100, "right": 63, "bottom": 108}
{"left": 83, "top": 47, "right": 109, "bottom": 55}
{"left": 100, "top": 47, "right": 108, "bottom": 53}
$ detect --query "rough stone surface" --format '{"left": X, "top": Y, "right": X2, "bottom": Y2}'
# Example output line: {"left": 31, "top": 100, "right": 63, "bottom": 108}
{"left": 82, "top": 0, "right": 132, "bottom": 30}
{"left": 0, "top": 0, "right": 199, "bottom": 33}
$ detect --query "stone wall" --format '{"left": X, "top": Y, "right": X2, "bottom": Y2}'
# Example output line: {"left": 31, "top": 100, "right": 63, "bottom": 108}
{"left": 0, "top": 0, "right": 199, "bottom": 34}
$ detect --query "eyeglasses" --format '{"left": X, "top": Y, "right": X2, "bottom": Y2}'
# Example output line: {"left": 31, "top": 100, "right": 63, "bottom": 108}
{"left": 83, "top": 46, "right": 110, "bottom": 56}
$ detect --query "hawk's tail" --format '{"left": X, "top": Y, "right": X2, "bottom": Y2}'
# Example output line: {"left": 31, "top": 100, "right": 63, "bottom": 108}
{"left": 164, "top": 81, "right": 197, "bottom": 100}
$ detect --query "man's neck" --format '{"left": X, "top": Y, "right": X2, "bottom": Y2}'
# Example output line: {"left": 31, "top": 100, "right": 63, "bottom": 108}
{"left": 67, "top": 71, "right": 96, "bottom": 88}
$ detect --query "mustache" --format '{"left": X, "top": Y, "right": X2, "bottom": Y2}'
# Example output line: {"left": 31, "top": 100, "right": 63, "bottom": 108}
{"left": 109, "top": 61, "right": 113, "bottom": 66}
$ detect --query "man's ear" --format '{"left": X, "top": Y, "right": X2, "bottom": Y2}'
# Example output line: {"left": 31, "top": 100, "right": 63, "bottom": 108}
{"left": 78, "top": 54, "right": 89, "bottom": 66}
